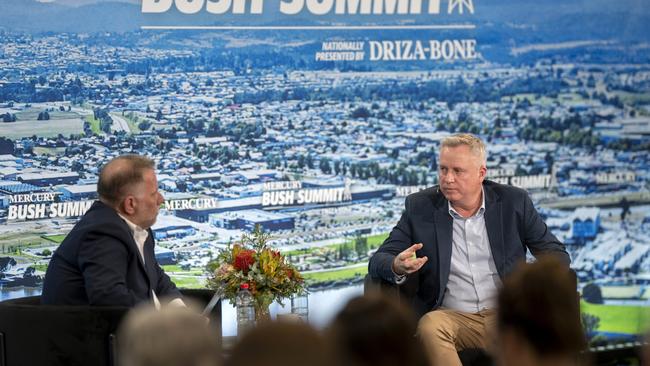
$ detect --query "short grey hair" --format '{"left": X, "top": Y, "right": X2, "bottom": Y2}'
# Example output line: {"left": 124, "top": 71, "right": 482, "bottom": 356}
{"left": 440, "top": 133, "right": 487, "bottom": 165}
{"left": 97, "top": 155, "right": 155, "bottom": 207}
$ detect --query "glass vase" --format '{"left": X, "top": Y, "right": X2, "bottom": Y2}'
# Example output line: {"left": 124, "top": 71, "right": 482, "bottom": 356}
{"left": 254, "top": 302, "right": 271, "bottom": 323}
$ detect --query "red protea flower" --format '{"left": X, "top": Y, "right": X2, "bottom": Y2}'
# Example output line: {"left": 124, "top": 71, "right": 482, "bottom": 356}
{"left": 234, "top": 249, "right": 256, "bottom": 273}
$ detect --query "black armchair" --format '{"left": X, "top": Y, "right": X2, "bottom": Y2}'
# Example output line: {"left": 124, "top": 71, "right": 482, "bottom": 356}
{"left": 0, "top": 289, "right": 221, "bottom": 366}
{"left": 363, "top": 271, "right": 419, "bottom": 308}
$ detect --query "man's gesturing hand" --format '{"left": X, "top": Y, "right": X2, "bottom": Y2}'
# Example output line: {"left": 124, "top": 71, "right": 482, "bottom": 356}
{"left": 392, "top": 243, "right": 428, "bottom": 276}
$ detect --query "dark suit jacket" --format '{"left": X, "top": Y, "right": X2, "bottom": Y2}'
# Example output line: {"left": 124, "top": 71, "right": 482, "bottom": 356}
{"left": 42, "top": 201, "right": 181, "bottom": 306}
{"left": 368, "top": 180, "right": 569, "bottom": 318}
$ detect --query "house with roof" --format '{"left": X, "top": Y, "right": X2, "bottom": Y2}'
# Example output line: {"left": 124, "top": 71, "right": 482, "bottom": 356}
{"left": 209, "top": 209, "right": 294, "bottom": 232}
{"left": 572, "top": 207, "right": 600, "bottom": 240}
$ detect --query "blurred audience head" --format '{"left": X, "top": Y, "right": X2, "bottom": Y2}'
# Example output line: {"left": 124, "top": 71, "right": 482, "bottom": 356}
{"left": 327, "top": 294, "right": 429, "bottom": 366}
{"left": 226, "top": 321, "right": 331, "bottom": 366}
{"left": 118, "top": 304, "right": 220, "bottom": 366}
{"left": 496, "top": 256, "right": 586, "bottom": 366}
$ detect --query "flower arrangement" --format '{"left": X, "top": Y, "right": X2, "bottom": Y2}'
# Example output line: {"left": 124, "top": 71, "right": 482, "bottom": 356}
{"left": 206, "top": 225, "right": 305, "bottom": 320}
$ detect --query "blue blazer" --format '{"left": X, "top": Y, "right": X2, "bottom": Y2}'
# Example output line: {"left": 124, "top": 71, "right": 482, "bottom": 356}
{"left": 42, "top": 201, "right": 181, "bottom": 306}
{"left": 368, "top": 180, "right": 569, "bottom": 318}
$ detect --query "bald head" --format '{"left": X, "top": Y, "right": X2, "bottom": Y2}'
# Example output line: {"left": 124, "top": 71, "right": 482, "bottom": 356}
{"left": 97, "top": 155, "right": 155, "bottom": 208}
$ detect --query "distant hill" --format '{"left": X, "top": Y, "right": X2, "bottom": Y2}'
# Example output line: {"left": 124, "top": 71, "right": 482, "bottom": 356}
{"left": 46, "top": 0, "right": 138, "bottom": 6}
{"left": 0, "top": 1, "right": 143, "bottom": 33}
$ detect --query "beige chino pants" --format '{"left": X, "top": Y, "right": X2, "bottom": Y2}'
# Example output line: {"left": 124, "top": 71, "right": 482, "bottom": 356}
{"left": 417, "top": 308, "right": 496, "bottom": 366}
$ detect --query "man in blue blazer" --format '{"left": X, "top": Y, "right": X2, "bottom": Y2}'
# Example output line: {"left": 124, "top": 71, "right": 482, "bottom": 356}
{"left": 368, "top": 134, "right": 569, "bottom": 366}
{"left": 42, "top": 155, "right": 182, "bottom": 307}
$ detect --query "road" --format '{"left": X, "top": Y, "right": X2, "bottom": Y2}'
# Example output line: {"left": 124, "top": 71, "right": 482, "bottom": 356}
{"left": 110, "top": 113, "right": 131, "bottom": 133}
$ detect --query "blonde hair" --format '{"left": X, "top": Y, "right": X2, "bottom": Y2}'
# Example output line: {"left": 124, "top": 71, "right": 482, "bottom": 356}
{"left": 440, "top": 133, "right": 486, "bottom": 165}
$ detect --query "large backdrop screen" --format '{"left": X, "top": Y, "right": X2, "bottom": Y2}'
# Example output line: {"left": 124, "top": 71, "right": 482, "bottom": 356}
{"left": 0, "top": 0, "right": 649, "bottom": 341}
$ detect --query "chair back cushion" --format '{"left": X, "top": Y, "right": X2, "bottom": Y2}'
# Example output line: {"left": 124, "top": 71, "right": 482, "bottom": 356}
{"left": 0, "top": 296, "right": 128, "bottom": 366}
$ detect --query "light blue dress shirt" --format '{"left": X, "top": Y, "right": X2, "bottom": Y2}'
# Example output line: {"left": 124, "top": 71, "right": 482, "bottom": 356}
{"left": 441, "top": 191, "right": 502, "bottom": 313}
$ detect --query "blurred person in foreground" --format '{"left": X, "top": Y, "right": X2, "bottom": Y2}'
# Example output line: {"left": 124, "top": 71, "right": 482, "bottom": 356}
{"left": 226, "top": 321, "right": 332, "bottom": 366}
{"left": 496, "top": 256, "right": 586, "bottom": 366}
{"left": 42, "top": 154, "right": 182, "bottom": 306}
{"left": 368, "top": 133, "right": 570, "bottom": 366}
{"left": 118, "top": 303, "right": 221, "bottom": 366}
{"left": 328, "top": 294, "right": 430, "bottom": 366}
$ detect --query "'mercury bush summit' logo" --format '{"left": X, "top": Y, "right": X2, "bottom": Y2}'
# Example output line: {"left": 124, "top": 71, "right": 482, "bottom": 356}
{"left": 142, "top": 0, "right": 475, "bottom": 16}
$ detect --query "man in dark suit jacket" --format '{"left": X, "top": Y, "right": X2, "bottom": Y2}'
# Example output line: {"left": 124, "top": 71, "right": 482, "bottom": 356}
{"left": 368, "top": 134, "right": 569, "bottom": 366}
{"left": 42, "top": 155, "right": 182, "bottom": 307}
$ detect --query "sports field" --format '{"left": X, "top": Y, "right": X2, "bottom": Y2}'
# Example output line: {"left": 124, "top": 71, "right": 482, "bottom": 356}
{"left": 0, "top": 118, "right": 84, "bottom": 139}
{"left": 581, "top": 300, "right": 650, "bottom": 335}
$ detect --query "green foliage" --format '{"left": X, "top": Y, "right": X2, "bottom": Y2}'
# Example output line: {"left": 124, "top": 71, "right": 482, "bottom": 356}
{"left": 2, "top": 113, "right": 17, "bottom": 122}
{"left": 351, "top": 106, "right": 371, "bottom": 119}
{"left": 354, "top": 236, "right": 369, "bottom": 257}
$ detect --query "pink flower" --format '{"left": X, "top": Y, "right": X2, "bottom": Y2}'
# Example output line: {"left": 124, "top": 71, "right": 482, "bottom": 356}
{"left": 217, "top": 264, "right": 234, "bottom": 277}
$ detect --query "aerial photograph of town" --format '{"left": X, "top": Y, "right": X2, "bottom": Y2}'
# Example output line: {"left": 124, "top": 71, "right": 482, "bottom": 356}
{"left": 0, "top": 0, "right": 649, "bottom": 340}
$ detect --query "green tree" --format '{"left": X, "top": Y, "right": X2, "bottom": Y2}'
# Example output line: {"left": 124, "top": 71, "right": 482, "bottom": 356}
{"left": 339, "top": 243, "right": 353, "bottom": 260}
{"left": 2, "top": 113, "right": 16, "bottom": 122}
{"left": 351, "top": 106, "right": 370, "bottom": 119}
{"left": 138, "top": 121, "right": 152, "bottom": 130}
{"left": 354, "top": 236, "right": 368, "bottom": 258}
{"left": 319, "top": 157, "right": 332, "bottom": 174}
{"left": 334, "top": 160, "right": 341, "bottom": 175}
{"left": 0, "top": 137, "right": 14, "bottom": 154}
{"left": 581, "top": 313, "right": 600, "bottom": 343}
